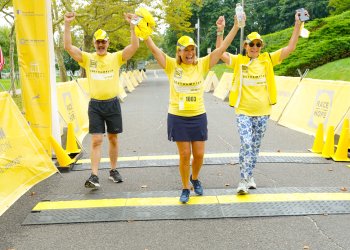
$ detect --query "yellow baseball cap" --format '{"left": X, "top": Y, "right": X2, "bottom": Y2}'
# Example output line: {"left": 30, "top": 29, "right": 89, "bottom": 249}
{"left": 176, "top": 36, "right": 197, "bottom": 50}
{"left": 246, "top": 32, "right": 263, "bottom": 43}
{"left": 94, "top": 29, "right": 109, "bottom": 41}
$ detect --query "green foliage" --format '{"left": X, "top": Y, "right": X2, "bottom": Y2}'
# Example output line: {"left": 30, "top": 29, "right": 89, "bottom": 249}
{"left": 0, "top": 26, "right": 18, "bottom": 73}
{"left": 61, "top": 50, "right": 80, "bottom": 75}
{"left": 328, "top": 0, "right": 350, "bottom": 15}
{"left": 263, "top": 11, "right": 350, "bottom": 76}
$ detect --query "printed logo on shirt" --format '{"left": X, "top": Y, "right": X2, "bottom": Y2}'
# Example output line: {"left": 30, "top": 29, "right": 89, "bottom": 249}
{"left": 90, "top": 59, "right": 97, "bottom": 69}
{"left": 174, "top": 67, "right": 182, "bottom": 79}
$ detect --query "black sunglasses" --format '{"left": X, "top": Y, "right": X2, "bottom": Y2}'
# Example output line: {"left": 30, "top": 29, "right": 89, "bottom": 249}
{"left": 248, "top": 42, "right": 262, "bottom": 48}
{"left": 95, "top": 40, "right": 108, "bottom": 44}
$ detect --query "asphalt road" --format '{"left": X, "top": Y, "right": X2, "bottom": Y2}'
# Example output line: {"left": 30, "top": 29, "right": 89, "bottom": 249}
{"left": 1, "top": 70, "right": 349, "bottom": 250}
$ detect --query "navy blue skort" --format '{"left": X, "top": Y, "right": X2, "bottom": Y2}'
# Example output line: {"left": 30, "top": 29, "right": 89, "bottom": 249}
{"left": 167, "top": 113, "right": 208, "bottom": 142}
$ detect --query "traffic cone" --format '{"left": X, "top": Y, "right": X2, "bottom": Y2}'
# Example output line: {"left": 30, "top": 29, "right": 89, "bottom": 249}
{"left": 50, "top": 136, "right": 75, "bottom": 167}
{"left": 66, "top": 123, "right": 81, "bottom": 155}
{"left": 344, "top": 119, "right": 350, "bottom": 148}
{"left": 332, "top": 127, "right": 350, "bottom": 162}
{"left": 310, "top": 123, "right": 324, "bottom": 154}
{"left": 321, "top": 126, "right": 334, "bottom": 159}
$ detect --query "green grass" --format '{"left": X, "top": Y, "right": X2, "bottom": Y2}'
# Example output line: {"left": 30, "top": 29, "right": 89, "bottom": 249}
{"left": 0, "top": 78, "right": 12, "bottom": 90}
{"left": 211, "top": 63, "right": 233, "bottom": 78}
{"left": 306, "top": 57, "right": 350, "bottom": 81}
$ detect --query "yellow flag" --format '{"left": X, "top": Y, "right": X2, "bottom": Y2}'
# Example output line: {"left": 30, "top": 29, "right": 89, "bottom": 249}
{"left": 13, "top": 0, "right": 60, "bottom": 155}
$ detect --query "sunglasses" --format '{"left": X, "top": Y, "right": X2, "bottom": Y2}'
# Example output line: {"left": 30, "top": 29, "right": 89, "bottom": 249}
{"left": 248, "top": 42, "right": 262, "bottom": 48}
{"left": 95, "top": 40, "right": 108, "bottom": 44}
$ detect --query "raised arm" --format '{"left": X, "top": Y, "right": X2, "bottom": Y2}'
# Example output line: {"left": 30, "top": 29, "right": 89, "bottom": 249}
{"left": 122, "top": 13, "right": 140, "bottom": 61}
{"left": 215, "top": 16, "right": 230, "bottom": 64}
{"left": 64, "top": 12, "right": 83, "bottom": 63}
{"left": 279, "top": 10, "right": 308, "bottom": 61}
{"left": 144, "top": 36, "right": 166, "bottom": 69}
{"left": 209, "top": 15, "right": 242, "bottom": 68}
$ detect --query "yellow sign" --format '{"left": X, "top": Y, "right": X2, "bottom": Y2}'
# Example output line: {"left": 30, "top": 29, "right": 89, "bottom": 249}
{"left": 13, "top": 0, "right": 56, "bottom": 154}
{"left": 0, "top": 92, "right": 58, "bottom": 216}
{"left": 213, "top": 72, "right": 233, "bottom": 101}
{"left": 56, "top": 81, "right": 89, "bottom": 144}
{"left": 278, "top": 78, "right": 350, "bottom": 135}
{"left": 270, "top": 76, "right": 300, "bottom": 121}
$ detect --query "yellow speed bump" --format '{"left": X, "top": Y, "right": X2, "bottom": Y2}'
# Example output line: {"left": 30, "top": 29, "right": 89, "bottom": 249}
{"left": 32, "top": 193, "right": 350, "bottom": 211}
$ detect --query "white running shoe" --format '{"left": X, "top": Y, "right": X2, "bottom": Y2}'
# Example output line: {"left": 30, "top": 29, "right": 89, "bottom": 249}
{"left": 247, "top": 176, "right": 256, "bottom": 189}
{"left": 236, "top": 179, "right": 249, "bottom": 195}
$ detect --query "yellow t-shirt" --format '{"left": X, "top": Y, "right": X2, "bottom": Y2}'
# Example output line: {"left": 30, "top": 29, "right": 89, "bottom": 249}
{"left": 229, "top": 50, "right": 282, "bottom": 116}
{"left": 78, "top": 51, "right": 125, "bottom": 100}
{"left": 164, "top": 55, "right": 210, "bottom": 117}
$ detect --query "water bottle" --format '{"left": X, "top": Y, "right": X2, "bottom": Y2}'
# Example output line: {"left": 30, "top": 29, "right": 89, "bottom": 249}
{"left": 235, "top": 3, "right": 245, "bottom": 28}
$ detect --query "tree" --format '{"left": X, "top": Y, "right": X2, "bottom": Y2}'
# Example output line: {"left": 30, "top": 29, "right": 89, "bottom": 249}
{"left": 60, "top": 0, "right": 148, "bottom": 73}
{"left": 52, "top": 0, "right": 68, "bottom": 82}
{"left": 0, "top": 0, "right": 18, "bottom": 95}
{"left": 159, "top": 0, "right": 202, "bottom": 56}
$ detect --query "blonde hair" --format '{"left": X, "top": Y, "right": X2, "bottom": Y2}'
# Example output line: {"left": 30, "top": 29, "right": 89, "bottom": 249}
{"left": 176, "top": 48, "right": 198, "bottom": 65}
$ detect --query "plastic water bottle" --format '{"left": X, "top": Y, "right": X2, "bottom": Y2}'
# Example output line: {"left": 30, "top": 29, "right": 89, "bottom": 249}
{"left": 235, "top": 3, "right": 245, "bottom": 28}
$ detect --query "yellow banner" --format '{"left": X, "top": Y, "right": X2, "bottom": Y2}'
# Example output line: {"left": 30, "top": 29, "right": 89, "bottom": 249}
{"left": 56, "top": 81, "right": 89, "bottom": 144}
{"left": 278, "top": 78, "right": 350, "bottom": 135}
{"left": 0, "top": 92, "right": 58, "bottom": 216}
{"left": 13, "top": 0, "right": 54, "bottom": 154}
{"left": 270, "top": 76, "right": 300, "bottom": 121}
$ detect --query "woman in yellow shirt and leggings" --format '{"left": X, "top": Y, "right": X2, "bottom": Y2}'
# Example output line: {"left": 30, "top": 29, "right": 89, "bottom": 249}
{"left": 216, "top": 10, "right": 308, "bottom": 194}
{"left": 143, "top": 17, "right": 243, "bottom": 203}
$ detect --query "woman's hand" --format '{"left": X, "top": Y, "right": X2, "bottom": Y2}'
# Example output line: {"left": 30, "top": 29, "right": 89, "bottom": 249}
{"left": 124, "top": 13, "right": 139, "bottom": 28}
{"left": 216, "top": 16, "right": 225, "bottom": 32}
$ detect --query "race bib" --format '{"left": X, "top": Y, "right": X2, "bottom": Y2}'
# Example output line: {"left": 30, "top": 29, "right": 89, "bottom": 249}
{"left": 179, "top": 93, "right": 199, "bottom": 111}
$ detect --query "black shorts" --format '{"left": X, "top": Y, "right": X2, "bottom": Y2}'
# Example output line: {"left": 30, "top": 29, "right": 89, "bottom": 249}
{"left": 167, "top": 113, "right": 208, "bottom": 142}
{"left": 88, "top": 97, "right": 122, "bottom": 134}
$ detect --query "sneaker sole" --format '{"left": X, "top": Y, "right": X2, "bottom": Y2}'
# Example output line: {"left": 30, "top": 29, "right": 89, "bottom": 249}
{"left": 193, "top": 190, "right": 203, "bottom": 195}
{"left": 85, "top": 181, "right": 100, "bottom": 189}
{"left": 180, "top": 198, "right": 189, "bottom": 203}
{"left": 108, "top": 176, "right": 123, "bottom": 183}
{"left": 236, "top": 189, "right": 248, "bottom": 195}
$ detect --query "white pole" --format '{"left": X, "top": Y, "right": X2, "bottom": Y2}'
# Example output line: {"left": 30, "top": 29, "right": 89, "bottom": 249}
{"left": 46, "top": 0, "right": 61, "bottom": 145}
{"left": 197, "top": 18, "right": 200, "bottom": 57}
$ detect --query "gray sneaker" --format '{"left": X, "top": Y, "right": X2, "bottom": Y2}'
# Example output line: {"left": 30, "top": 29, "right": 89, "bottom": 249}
{"left": 85, "top": 174, "right": 100, "bottom": 189}
{"left": 109, "top": 169, "right": 123, "bottom": 183}
{"left": 247, "top": 176, "right": 257, "bottom": 189}
{"left": 236, "top": 179, "right": 248, "bottom": 195}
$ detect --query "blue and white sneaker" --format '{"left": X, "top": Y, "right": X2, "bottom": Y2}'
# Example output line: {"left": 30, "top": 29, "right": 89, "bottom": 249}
{"left": 190, "top": 175, "right": 203, "bottom": 195}
{"left": 179, "top": 189, "right": 190, "bottom": 203}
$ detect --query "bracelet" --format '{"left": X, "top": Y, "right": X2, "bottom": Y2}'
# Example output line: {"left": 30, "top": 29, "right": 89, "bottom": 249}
{"left": 217, "top": 31, "right": 224, "bottom": 36}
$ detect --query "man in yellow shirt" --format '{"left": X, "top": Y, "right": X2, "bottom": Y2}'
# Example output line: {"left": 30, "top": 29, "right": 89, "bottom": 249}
{"left": 64, "top": 12, "right": 139, "bottom": 189}
{"left": 216, "top": 10, "right": 308, "bottom": 194}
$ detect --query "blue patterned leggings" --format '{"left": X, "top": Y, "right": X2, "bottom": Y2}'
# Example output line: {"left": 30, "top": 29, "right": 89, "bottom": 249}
{"left": 236, "top": 114, "right": 269, "bottom": 179}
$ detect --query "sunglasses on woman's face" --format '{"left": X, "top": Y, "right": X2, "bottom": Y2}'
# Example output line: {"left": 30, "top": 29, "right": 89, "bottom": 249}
{"left": 95, "top": 40, "right": 108, "bottom": 45}
{"left": 248, "top": 42, "right": 262, "bottom": 48}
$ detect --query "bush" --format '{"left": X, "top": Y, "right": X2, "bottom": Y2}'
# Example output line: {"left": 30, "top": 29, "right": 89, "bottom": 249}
{"left": 262, "top": 11, "right": 350, "bottom": 76}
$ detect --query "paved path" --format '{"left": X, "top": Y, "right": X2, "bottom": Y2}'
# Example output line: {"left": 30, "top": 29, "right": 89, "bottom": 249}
{"left": 1, "top": 70, "right": 349, "bottom": 250}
